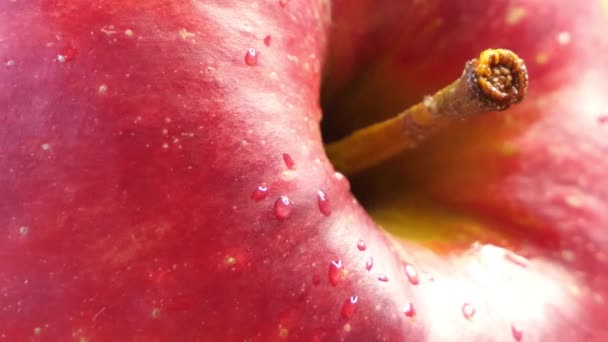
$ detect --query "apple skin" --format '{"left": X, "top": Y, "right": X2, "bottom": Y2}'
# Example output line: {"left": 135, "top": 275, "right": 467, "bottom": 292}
{"left": 0, "top": 0, "right": 428, "bottom": 340}
{"left": 0, "top": 1, "right": 373, "bottom": 340}
{"left": 1, "top": 1, "right": 608, "bottom": 342}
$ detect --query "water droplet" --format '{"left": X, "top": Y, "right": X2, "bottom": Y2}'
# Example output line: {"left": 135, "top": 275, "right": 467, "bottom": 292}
{"left": 598, "top": 115, "right": 608, "bottom": 125}
{"left": 57, "top": 46, "right": 77, "bottom": 63}
{"left": 556, "top": 31, "right": 571, "bottom": 45}
{"left": 244, "top": 48, "right": 258, "bottom": 66}
{"left": 151, "top": 307, "right": 161, "bottom": 319}
{"left": 341, "top": 296, "right": 358, "bottom": 319}
{"left": 365, "top": 257, "right": 373, "bottom": 271}
{"left": 462, "top": 303, "right": 476, "bottom": 320}
{"left": 504, "top": 250, "right": 529, "bottom": 268}
{"left": 404, "top": 263, "right": 419, "bottom": 285}
{"left": 356, "top": 239, "right": 366, "bottom": 251}
{"left": 279, "top": 0, "right": 289, "bottom": 7}
{"left": 511, "top": 323, "right": 523, "bottom": 341}
{"left": 317, "top": 190, "right": 331, "bottom": 216}
{"left": 273, "top": 196, "right": 292, "bottom": 220}
{"left": 403, "top": 302, "right": 416, "bottom": 318}
{"left": 377, "top": 274, "right": 389, "bottom": 282}
{"left": 328, "top": 260, "right": 344, "bottom": 286}
{"left": 98, "top": 84, "right": 108, "bottom": 94}
{"left": 282, "top": 153, "right": 296, "bottom": 170}
{"left": 333, "top": 172, "right": 351, "bottom": 191}
{"left": 264, "top": 35, "right": 272, "bottom": 47}
{"left": 251, "top": 185, "right": 269, "bottom": 202}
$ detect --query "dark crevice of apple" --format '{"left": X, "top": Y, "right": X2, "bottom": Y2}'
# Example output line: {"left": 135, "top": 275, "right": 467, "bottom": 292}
{"left": 324, "top": 49, "right": 527, "bottom": 175}
{"left": 318, "top": 48, "right": 550, "bottom": 253}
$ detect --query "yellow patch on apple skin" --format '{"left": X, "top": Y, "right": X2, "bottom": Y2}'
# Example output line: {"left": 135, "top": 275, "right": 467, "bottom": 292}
{"left": 151, "top": 307, "right": 161, "bottom": 319}
{"left": 499, "top": 142, "right": 519, "bottom": 157}
{"left": 566, "top": 283, "right": 581, "bottom": 297}
{"left": 98, "top": 83, "right": 108, "bottom": 94}
{"left": 593, "top": 292, "right": 605, "bottom": 304}
{"left": 564, "top": 195, "right": 583, "bottom": 208}
{"left": 178, "top": 28, "right": 195, "bottom": 40}
{"left": 224, "top": 255, "right": 236, "bottom": 266}
{"left": 602, "top": 0, "right": 608, "bottom": 17}
{"left": 369, "top": 195, "right": 520, "bottom": 252}
{"left": 505, "top": 6, "right": 527, "bottom": 26}
{"left": 561, "top": 249, "right": 575, "bottom": 262}
{"left": 501, "top": 113, "right": 515, "bottom": 126}
{"left": 18, "top": 226, "right": 29, "bottom": 236}
{"left": 426, "top": 17, "right": 444, "bottom": 33}
{"left": 535, "top": 53, "right": 549, "bottom": 65}
{"left": 281, "top": 169, "right": 297, "bottom": 181}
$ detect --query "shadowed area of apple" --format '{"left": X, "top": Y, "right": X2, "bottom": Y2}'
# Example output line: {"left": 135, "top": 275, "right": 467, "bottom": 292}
{"left": 322, "top": 47, "right": 534, "bottom": 253}
{"left": 320, "top": 0, "right": 608, "bottom": 262}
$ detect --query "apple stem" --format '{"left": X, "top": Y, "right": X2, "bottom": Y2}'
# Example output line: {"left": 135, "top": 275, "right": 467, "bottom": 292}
{"left": 325, "top": 48, "right": 528, "bottom": 175}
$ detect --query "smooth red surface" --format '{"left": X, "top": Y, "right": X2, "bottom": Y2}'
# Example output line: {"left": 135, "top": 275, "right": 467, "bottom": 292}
{"left": 1, "top": 0, "right": 608, "bottom": 341}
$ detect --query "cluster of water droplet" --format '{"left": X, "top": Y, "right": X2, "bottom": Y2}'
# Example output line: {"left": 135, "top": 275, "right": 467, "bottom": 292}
{"left": 250, "top": 153, "right": 333, "bottom": 222}
{"left": 247, "top": 154, "right": 524, "bottom": 339}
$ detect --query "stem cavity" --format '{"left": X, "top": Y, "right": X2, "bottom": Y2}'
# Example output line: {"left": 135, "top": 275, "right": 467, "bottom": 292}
{"left": 325, "top": 48, "right": 528, "bottom": 175}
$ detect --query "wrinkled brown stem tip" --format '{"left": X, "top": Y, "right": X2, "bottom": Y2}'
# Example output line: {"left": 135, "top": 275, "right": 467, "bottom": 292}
{"left": 468, "top": 49, "right": 528, "bottom": 111}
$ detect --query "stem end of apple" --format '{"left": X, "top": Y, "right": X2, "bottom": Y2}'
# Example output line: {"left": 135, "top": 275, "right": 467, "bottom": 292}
{"left": 325, "top": 49, "right": 528, "bottom": 176}
{"left": 469, "top": 49, "right": 528, "bottom": 111}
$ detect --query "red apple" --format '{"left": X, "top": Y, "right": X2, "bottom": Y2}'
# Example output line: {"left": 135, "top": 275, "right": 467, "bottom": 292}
{"left": 1, "top": 1, "right": 607, "bottom": 342}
